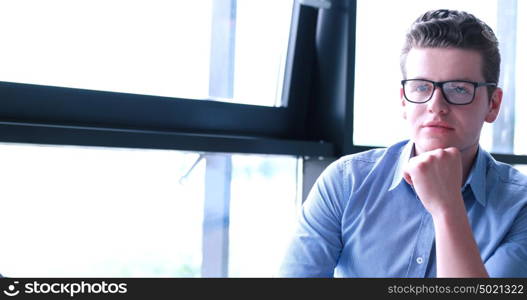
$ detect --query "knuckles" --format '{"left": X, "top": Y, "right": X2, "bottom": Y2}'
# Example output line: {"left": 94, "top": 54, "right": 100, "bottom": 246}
{"left": 429, "top": 147, "right": 461, "bottom": 161}
{"left": 409, "top": 147, "right": 461, "bottom": 173}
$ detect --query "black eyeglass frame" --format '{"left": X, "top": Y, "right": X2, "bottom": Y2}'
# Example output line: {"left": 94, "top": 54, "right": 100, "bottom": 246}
{"left": 401, "top": 79, "right": 497, "bottom": 105}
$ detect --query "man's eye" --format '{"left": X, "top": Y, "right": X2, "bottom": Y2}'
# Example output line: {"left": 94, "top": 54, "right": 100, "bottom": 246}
{"left": 415, "top": 85, "right": 430, "bottom": 92}
{"left": 446, "top": 86, "right": 470, "bottom": 95}
{"left": 453, "top": 86, "right": 469, "bottom": 94}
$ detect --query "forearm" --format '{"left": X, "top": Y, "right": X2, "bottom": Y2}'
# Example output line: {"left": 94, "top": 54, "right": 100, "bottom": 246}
{"left": 432, "top": 201, "right": 488, "bottom": 278}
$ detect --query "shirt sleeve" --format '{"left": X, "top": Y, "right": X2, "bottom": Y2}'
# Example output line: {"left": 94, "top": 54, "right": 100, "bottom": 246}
{"left": 277, "top": 159, "right": 346, "bottom": 277}
{"left": 485, "top": 206, "right": 527, "bottom": 277}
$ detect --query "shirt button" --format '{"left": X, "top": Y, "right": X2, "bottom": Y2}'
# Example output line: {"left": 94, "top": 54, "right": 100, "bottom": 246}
{"left": 416, "top": 257, "right": 424, "bottom": 264}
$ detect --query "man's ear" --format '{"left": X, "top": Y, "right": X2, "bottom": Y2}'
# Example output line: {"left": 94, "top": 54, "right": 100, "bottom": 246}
{"left": 400, "top": 88, "right": 407, "bottom": 120}
{"left": 485, "top": 87, "right": 503, "bottom": 123}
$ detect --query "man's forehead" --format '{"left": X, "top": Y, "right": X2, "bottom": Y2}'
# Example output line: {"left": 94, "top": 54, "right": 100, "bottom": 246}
{"left": 405, "top": 47, "right": 485, "bottom": 81}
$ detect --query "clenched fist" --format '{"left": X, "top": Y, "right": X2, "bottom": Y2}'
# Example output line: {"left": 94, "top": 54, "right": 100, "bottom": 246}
{"left": 403, "top": 147, "right": 464, "bottom": 216}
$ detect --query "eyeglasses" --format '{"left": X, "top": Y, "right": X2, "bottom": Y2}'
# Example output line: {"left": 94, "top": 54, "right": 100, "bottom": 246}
{"left": 401, "top": 79, "right": 497, "bottom": 105}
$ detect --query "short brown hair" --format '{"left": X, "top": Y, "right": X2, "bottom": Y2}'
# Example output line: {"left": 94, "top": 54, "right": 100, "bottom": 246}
{"left": 400, "top": 9, "right": 500, "bottom": 96}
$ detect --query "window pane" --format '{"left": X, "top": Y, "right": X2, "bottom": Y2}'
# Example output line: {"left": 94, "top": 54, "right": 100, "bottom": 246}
{"left": 228, "top": 154, "right": 300, "bottom": 277}
{"left": 0, "top": 0, "right": 293, "bottom": 107}
{"left": 514, "top": 1, "right": 527, "bottom": 155}
{"left": 0, "top": 143, "right": 204, "bottom": 277}
{"left": 515, "top": 165, "right": 527, "bottom": 176}
{"left": 354, "top": 0, "right": 527, "bottom": 155}
{"left": 0, "top": 143, "right": 300, "bottom": 277}
{"left": 231, "top": 0, "right": 294, "bottom": 106}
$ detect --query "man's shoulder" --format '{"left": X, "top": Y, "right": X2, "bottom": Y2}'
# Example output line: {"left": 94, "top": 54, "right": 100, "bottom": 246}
{"left": 481, "top": 152, "right": 527, "bottom": 207}
{"left": 324, "top": 140, "right": 408, "bottom": 192}
{"left": 488, "top": 158, "right": 527, "bottom": 189}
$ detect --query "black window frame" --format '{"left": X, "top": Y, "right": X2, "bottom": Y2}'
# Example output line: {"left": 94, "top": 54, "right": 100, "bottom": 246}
{"left": 0, "top": 2, "right": 331, "bottom": 157}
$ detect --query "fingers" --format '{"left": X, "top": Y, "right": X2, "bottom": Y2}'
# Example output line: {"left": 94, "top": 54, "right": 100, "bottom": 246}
{"left": 443, "top": 147, "right": 461, "bottom": 158}
{"left": 403, "top": 147, "right": 463, "bottom": 193}
{"left": 432, "top": 147, "right": 460, "bottom": 157}
{"left": 403, "top": 147, "right": 461, "bottom": 187}
{"left": 403, "top": 171, "right": 413, "bottom": 186}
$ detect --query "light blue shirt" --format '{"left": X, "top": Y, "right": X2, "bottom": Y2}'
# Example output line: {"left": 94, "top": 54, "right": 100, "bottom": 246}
{"left": 279, "top": 140, "right": 527, "bottom": 277}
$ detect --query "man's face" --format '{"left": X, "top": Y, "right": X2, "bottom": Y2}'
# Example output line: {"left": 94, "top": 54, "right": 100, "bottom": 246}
{"left": 401, "top": 47, "right": 502, "bottom": 155}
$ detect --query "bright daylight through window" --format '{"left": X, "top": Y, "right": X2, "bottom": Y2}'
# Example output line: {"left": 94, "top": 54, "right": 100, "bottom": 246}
{"left": 0, "top": 0, "right": 294, "bottom": 107}
{"left": 0, "top": 143, "right": 300, "bottom": 277}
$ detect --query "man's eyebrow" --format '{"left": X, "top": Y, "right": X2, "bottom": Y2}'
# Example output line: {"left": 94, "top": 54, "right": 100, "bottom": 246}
{"left": 409, "top": 77, "right": 480, "bottom": 82}
{"left": 448, "top": 77, "right": 480, "bottom": 82}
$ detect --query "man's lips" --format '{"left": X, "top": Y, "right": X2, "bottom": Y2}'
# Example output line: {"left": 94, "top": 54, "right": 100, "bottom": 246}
{"left": 421, "top": 122, "right": 454, "bottom": 130}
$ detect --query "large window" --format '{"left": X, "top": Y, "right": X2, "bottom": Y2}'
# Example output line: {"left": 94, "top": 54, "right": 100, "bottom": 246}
{"left": 354, "top": 0, "right": 526, "bottom": 155}
{"left": 0, "top": 1, "right": 328, "bottom": 278}
{"left": 0, "top": 0, "right": 294, "bottom": 107}
{"left": 0, "top": 143, "right": 299, "bottom": 277}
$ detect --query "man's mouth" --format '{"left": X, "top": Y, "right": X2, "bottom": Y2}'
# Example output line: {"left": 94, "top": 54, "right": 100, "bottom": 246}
{"left": 422, "top": 121, "right": 454, "bottom": 130}
{"left": 422, "top": 121, "right": 454, "bottom": 131}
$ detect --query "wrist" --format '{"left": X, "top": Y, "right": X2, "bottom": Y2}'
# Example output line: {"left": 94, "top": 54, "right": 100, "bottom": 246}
{"left": 430, "top": 193, "right": 466, "bottom": 222}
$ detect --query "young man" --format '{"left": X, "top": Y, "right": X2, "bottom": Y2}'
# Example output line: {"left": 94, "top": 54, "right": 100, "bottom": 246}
{"left": 279, "top": 9, "right": 527, "bottom": 277}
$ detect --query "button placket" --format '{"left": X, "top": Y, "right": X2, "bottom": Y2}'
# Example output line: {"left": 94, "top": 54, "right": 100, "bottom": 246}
{"left": 406, "top": 204, "right": 435, "bottom": 277}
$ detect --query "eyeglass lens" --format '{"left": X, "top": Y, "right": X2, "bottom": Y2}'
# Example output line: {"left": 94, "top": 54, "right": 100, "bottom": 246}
{"left": 404, "top": 80, "right": 474, "bottom": 104}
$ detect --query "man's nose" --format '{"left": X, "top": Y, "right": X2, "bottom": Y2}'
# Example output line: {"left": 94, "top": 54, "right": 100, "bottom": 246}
{"left": 427, "top": 86, "right": 450, "bottom": 114}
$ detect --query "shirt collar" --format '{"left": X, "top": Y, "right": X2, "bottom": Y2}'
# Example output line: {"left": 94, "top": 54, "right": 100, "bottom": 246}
{"left": 388, "top": 140, "right": 488, "bottom": 207}
{"left": 462, "top": 147, "right": 487, "bottom": 207}
{"left": 389, "top": 140, "right": 414, "bottom": 191}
